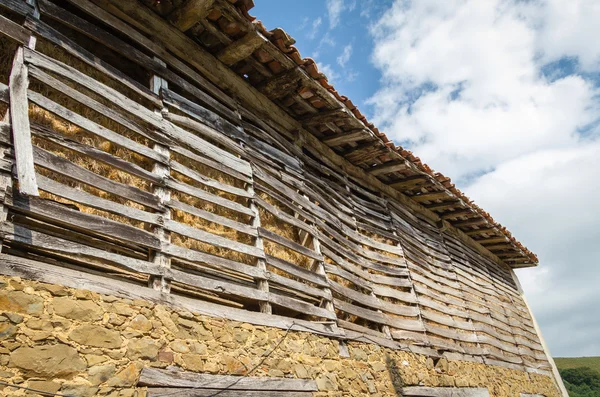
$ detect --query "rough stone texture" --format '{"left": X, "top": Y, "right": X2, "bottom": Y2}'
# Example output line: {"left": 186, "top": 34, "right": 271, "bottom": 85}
{"left": 0, "top": 276, "right": 561, "bottom": 397}
{"left": 127, "top": 338, "right": 160, "bottom": 361}
{"left": 51, "top": 296, "right": 103, "bottom": 321}
{"left": 70, "top": 325, "right": 123, "bottom": 348}
{"left": 9, "top": 344, "right": 86, "bottom": 377}
{"left": 0, "top": 290, "right": 43, "bottom": 314}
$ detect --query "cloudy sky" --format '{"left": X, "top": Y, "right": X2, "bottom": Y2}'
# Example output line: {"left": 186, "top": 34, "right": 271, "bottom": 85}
{"left": 253, "top": 0, "right": 600, "bottom": 358}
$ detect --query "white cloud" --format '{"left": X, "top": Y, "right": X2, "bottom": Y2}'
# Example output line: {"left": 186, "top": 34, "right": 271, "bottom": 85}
{"left": 337, "top": 44, "right": 353, "bottom": 67}
{"left": 307, "top": 17, "right": 322, "bottom": 40}
{"left": 327, "top": 0, "right": 345, "bottom": 29}
{"left": 519, "top": 0, "right": 600, "bottom": 70}
{"left": 368, "top": 0, "right": 600, "bottom": 356}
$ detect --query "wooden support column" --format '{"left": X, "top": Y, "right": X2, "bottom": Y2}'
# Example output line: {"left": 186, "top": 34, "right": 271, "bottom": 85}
{"left": 247, "top": 181, "right": 271, "bottom": 314}
{"left": 149, "top": 59, "right": 171, "bottom": 293}
{"left": 509, "top": 269, "right": 569, "bottom": 397}
{"left": 8, "top": 0, "right": 38, "bottom": 196}
{"left": 385, "top": 198, "right": 426, "bottom": 340}
{"left": 344, "top": 179, "right": 392, "bottom": 337}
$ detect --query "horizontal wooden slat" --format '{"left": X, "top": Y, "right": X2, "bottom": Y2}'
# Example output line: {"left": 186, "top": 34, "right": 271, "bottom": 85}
{"left": 5, "top": 188, "right": 160, "bottom": 249}
{"left": 402, "top": 387, "right": 490, "bottom": 397}
{"left": 165, "top": 219, "right": 263, "bottom": 258}
{"left": 259, "top": 227, "right": 323, "bottom": 261}
{"left": 140, "top": 367, "right": 318, "bottom": 391}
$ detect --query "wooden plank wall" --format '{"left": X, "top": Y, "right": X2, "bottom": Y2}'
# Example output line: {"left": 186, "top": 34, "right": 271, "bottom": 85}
{"left": 0, "top": 0, "right": 550, "bottom": 375}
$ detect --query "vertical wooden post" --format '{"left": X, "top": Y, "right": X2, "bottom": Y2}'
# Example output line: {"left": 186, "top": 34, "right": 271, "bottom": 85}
{"left": 238, "top": 113, "right": 271, "bottom": 313}
{"left": 385, "top": 198, "right": 425, "bottom": 339}
{"left": 8, "top": 0, "right": 39, "bottom": 196}
{"left": 247, "top": 178, "right": 271, "bottom": 314}
{"left": 348, "top": 185, "right": 391, "bottom": 338}
{"left": 149, "top": 59, "right": 171, "bottom": 293}
{"left": 509, "top": 269, "right": 569, "bottom": 397}
{"left": 309, "top": 225, "right": 335, "bottom": 314}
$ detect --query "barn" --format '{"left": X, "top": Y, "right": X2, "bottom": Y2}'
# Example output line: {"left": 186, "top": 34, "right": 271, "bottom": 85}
{"left": 0, "top": 0, "right": 567, "bottom": 396}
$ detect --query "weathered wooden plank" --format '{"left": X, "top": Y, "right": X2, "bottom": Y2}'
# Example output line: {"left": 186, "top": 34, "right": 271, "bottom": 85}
{"left": 140, "top": 367, "right": 318, "bottom": 391}
{"left": 0, "top": 0, "right": 34, "bottom": 17}
{"left": 258, "top": 227, "right": 323, "bottom": 261}
{"left": 217, "top": 32, "right": 267, "bottom": 66}
{"left": 162, "top": 242, "right": 265, "bottom": 280}
{"left": 24, "top": 17, "right": 161, "bottom": 107}
{"left": 33, "top": 145, "right": 162, "bottom": 210}
{"left": 389, "top": 175, "right": 431, "bottom": 191}
{"left": 170, "top": 266, "right": 266, "bottom": 301}
{"left": 40, "top": 0, "right": 236, "bottom": 123}
{"left": 0, "top": 221, "right": 162, "bottom": 276}
{"left": 0, "top": 254, "right": 344, "bottom": 337}
{"left": 171, "top": 145, "right": 251, "bottom": 184}
{"left": 166, "top": 178, "right": 253, "bottom": 217}
{"left": 147, "top": 390, "right": 313, "bottom": 397}
{"left": 167, "top": 0, "right": 215, "bottom": 31}
{"left": 268, "top": 271, "right": 330, "bottom": 300}
{"left": 163, "top": 89, "right": 302, "bottom": 173}
{"left": 329, "top": 280, "right": 419, "bottom": 317}
{"left": 367, "top": 160, "right": 409, "bottom": 176}
{"left": 27, "top": 71, "right": 171, "bottom": 158}
{"left": 27, "top": 48, "right": 247, "bottom": 175}
{"left": 9, "top": 46, "right": 38, "bottom": 196}
{"left": 36, "top": 174, "right": 159, "bottom": 225}
{"left": 254, "top": 196, "right": 315, "bottom": 237}
{"left": 256, "top": 68, "right": 302, "bottom": 100}
{"left": 402, "top": 387, "right": 490, "bottom": 397}
{"left": 66, "top": 0, "right": 237, "bottom": 114}
{"left": 264, "top": 254, "right": 328, "bottom": 288}
{"left": 171, "top": 161, "right": 250, "bottom": 198}
{"left": 371, "top": 284, "right": 418, "bottom": 304}
{"left": 333, "top": 298, "right": 425, "bottom": 332}
{"left": 0, "top": 14, "right": 31, "bottom": 44}
{"left": 269, "top": 291, "right": 336, "bottom": 320}
{"left": 31, "top": 123, "right": 162, "bottom": 184}
{"left": 167, "top": 198, "right": 256, "bottom": 236}
{"left": 165, "top": 219, "right": 264, "bottom": 258}
{"left": 161, "top": 88, "right": 243, "bottom": 148}
{"left": 412, "top": 191, "right": 451, "bottom": 203}
{"left": 5, "top": 188, "right": 161, "bottom": 249}
{"left": 322, "top": 129, "right": 369, "bottom": 147}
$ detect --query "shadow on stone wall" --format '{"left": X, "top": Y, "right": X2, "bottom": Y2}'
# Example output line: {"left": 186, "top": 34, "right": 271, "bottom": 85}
{"left": 386, "top": 352, "right": 404, "bottom": 396}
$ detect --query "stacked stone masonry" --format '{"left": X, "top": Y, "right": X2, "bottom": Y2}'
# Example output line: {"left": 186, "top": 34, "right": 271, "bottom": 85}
{"left": 0, "top": 276, "right": 559, "bottom": 397}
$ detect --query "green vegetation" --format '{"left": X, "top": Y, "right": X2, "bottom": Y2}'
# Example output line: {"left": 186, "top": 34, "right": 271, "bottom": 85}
{"left": 555, "top": 358, "right": 600, "bottom": 397}
{"left": 555, "top": 357, "right": 600, "bottom": 374}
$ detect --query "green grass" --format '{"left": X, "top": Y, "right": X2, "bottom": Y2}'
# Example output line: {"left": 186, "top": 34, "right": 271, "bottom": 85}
{"left": 555, "top": 357, "right": 600, "bottom": 374}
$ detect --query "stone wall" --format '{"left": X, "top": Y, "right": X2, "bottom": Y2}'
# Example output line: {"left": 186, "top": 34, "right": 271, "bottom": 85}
{"left": 0, "top": 275, "right": 559, "bottom": 397}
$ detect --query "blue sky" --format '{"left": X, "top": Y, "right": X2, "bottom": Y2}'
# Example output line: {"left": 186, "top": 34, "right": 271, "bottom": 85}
{"left": 251, "top": 1, "right": 600, "bottom": 358}
{"left": 253, "top": 0, "right": 391, "bottom": 115}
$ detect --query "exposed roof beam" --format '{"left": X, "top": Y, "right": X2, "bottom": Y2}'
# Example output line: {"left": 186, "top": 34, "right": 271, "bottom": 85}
{"left": 322, "top": 129, "right": 369, "bottom": 147}
{"left": 424, "top": 200, "right": 463, "bottom": 211}
{"left": 256, "top": 68, "right": 302, "bottom": 100}
{"left": 450, "top": 217, "right": 488, "bottom": 228}
{"left": 389, "top": 175, "right": 431, "bottom": 191}
{"left": 440, "top": 208, "right": 474, "bottom": 219}
{"left": 167, "top": 0, "right": 215, "bottom": 32}
{"left": 478, "top": 236, "right": 511, "bottom": 245}
{"left": 464, "top": 227, "right": 498, "bottom": 236}
{"left": 216, "top": 32, "right": 268, "bottom": 66}
{"left": 368, "top": 160, "right": 410, "bottom": 176}
{"left": 301, "top": 107, "right": 364, "bottom": 130}
{"left": 485, "top": 244, "right": 515, "bottom": 251}
{"left": 411, "top": 191, "right": 451, "bottom": 203}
